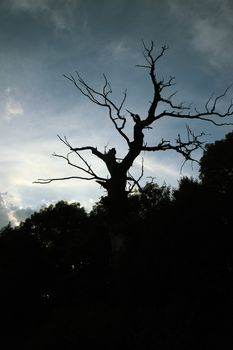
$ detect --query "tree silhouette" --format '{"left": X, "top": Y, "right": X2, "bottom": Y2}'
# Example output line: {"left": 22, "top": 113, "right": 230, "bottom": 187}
{"left": 171, "top": 138, "right": 233, "bottom": 344}
{"left": 35, "top": 41, "right": 233, "bottom": 271}
{"left": 199, "top": 132, "right": 233, "bottom": 274}
{"left": 200, "top": 131, "right": 233, "bottom": 197}
{"left": 198, "top": 131, "right": 233, "bottom": 240}
{"left": 20, "top": 201, "right": 111, "bottom": 301}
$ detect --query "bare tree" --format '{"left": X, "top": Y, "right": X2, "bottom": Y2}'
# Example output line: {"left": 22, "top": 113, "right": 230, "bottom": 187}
{"left": 35, "top": 41, "right": 233, "bottom": 269}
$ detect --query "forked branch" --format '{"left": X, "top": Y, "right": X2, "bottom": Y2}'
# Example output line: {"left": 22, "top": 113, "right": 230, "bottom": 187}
{"left": 136, "top": 41, "right": 233, "bottom": 129}
{"left": 63, "top": 72, "right": 130, "bottom": 145}
{"left": 34, "top": 135, "right": 107, "bottom": 185}
{"left": 142, "top": 126, "right": 205, "bottom": 169}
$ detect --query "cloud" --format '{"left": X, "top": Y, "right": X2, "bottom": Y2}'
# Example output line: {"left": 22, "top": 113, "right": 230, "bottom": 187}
{"left": 0, "top": 134, "right": 105, "bottom": 218}
{"left": 167, "top": 0, "right": 233, "bottom": 70}
{"left": 5, "top": 100, "right": 24, "bottom": 119}
{"left": 7, "top": 0, "right": 77, "bottom": 32}
{"left": 0, "top": 192, "right": 35, "bottom": 228}
{"left": 11, "top": 206, "right": 34, "bottom": 225}
{"left": 139, "top": 157, "right": 182, "bottom": 183}
{"left": 0, "top": 193, "right": 10, "bottom": 228}
{"left": 103, "top": 40, "right": 131, "bottom": 59}
{"left": 133, "top": 153, "right": 195, "bottom": 188}
{"left": 2, "top": 87, "right": 24, "bottom": 120}
{"left": 8, "top": 0, "right": 49, "bottom": 12}
{"left": 191, "top": 18, "right": 233, "bottom": 69}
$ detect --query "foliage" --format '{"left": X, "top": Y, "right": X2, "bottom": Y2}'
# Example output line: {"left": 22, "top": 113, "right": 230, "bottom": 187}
{"left": 200, "top": 131, "right": 233, "bottom": 195}
{"left": 129, "top": 181, "right": 172, "bottom": 219}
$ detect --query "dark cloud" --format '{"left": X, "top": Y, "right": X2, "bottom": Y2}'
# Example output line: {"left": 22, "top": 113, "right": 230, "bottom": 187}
{"left": 168, "top": 0, "right": 233, "bottom": 72}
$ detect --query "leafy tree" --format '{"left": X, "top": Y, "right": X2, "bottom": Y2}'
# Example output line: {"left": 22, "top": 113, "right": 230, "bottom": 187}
{"left": 0, "top": 202, "right": 111, "bottom": 309}
{"left": 0, "top": 202, "right": 111, "bottom": 347}
{"left": 172, "top": 176, "right": 205, "bottom": 222}
{"left": 35, "top": 41, "right": 233, "bottom": 270}
{"left": 0, "top": 223, "right": 50, "bottom": 346}
{"left": 199, "top": 131, "right": 233, "bottom": 272}
{"left": 171, "top": 144, "right": 233, "bottom": 314}
{"left": 22, "top": 201, "right": 88, "bottom": 252}
{"left": 129, "top": 181, "right": 171, "bottom": 219}
{"left": 22, "top": 201, "right": 111, "bottom": 297}
{"left": 200, "top": 131, "right": 233, "bottom": 196}
{"left": 198, "top": 131, "right": 233, "bottom": 229}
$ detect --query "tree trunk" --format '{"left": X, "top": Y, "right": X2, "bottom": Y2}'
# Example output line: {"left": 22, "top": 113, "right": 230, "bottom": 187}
{"left": 106, "top": 174, "right": 131, "bottom": 289}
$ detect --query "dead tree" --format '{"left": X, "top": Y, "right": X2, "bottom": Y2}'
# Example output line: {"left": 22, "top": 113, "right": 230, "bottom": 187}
{"left": 35, "top": 41, "right": 233, "bottom": 271}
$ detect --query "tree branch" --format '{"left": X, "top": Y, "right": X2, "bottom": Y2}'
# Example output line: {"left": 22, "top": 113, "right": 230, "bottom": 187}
{"left": 127, "top": 157, "right": 144, "bottom": 193}
{"left": 136, "top": 42, "right": 233, "bottom": 131}
{"left": 142, "top": 126, "right": 205, "bottom": 167}
{"left": 34, "top": 135, "right": 108, "bottom": 185}
{"left": 63, "top": 72, "right": 130, "bottom": 145}
{"left": 34, "top": 176, "right": 97, "bottom": 184}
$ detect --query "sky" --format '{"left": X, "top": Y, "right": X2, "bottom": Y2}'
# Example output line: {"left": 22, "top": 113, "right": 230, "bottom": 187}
{"left": 0, "top": 0, "right": 233, "bottom": 228}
